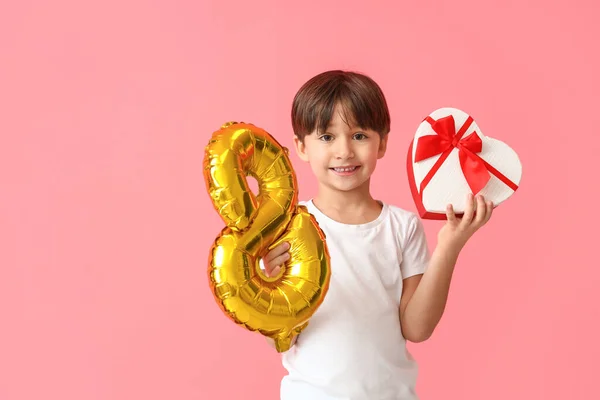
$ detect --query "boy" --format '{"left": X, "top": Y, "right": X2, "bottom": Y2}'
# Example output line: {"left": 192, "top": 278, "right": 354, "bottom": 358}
{"left": 262, "top": 70, "right": 493, "bottom": 399}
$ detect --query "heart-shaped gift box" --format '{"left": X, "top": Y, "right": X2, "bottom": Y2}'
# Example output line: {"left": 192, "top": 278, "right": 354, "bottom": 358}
{"left": 407, "top": 108, "right": 522, "bottom": 220}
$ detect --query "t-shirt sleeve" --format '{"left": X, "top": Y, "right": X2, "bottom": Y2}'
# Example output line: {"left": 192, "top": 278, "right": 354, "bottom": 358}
{"left": 400, "top": 214, "right": 431, "bottom": 278}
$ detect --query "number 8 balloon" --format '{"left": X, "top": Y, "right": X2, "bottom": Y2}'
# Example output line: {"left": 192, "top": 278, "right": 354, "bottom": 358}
{"left": 203, "top": 122, "right": 331, "bottom": 352}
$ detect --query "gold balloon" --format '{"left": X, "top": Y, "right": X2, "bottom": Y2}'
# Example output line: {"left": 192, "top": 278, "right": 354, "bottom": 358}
{"left": 203, "top": 122, "right": 331, "bottom": 352}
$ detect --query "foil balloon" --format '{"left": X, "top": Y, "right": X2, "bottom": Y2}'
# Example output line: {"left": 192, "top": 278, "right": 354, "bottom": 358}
{"left": 203, "top": 122, "right": 331, "bottom": 352}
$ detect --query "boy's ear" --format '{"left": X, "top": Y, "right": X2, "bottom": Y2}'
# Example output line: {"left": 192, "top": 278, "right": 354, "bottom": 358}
{"left": 293, "top": 135, "right": 309, "bottom": 162}
{"left": 377, "top": 134, "right": 388, "bottom": 159}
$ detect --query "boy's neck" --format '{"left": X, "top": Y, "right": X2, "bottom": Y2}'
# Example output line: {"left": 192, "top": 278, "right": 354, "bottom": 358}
{"left": 312, "top": 182, "right": 382, "bottom": 224}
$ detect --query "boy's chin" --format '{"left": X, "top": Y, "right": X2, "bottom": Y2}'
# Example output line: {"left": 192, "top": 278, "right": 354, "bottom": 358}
{"left": 323, "top": 178, "right": 370, "bottom": 193}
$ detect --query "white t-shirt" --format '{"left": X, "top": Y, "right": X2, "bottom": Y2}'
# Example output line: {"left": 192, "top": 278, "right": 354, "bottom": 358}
{"left": 280, "top": 199, "right": 431, "bottom": 400}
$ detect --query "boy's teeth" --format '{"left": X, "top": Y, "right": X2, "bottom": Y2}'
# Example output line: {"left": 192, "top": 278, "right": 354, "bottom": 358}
{"left": 333, "top": 166, "right": 357, "bottom": 172}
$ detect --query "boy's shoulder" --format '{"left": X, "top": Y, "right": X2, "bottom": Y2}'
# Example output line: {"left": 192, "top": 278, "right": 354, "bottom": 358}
{"left": 384, "top": 202, "right": 419, "bottom": 221}
{"left": 382, "top": 202, "right": 423, "bottom": 237}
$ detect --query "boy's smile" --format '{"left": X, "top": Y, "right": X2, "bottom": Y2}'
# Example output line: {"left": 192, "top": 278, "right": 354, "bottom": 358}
{"left": 330, "top": 165, "right": 360, "bottom": 176}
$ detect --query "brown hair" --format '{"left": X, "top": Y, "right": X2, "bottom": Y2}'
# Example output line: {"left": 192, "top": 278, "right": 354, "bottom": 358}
{"left": 291, "top": 70, "right": 391, "bottom": 142}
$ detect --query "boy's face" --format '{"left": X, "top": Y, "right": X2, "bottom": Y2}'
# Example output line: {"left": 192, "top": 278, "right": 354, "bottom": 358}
{"left": 293, "top": 104, "right": 388, "bottom": 194}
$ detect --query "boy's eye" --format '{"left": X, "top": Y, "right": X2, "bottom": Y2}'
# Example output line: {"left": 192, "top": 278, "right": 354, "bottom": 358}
{"left": 319, "top": 134, "right": 333, "bottom": 142}
{"left": 353, "top": 132, "right": 367, "bottom": 140}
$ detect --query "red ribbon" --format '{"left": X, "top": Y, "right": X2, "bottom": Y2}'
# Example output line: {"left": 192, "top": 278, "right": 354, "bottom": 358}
{"left": 415, "top": 115, "right": 518, "bottom": 196}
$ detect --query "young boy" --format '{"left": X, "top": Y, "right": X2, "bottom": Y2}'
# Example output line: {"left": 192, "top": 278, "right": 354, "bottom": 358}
{"left": 262, "top": 70, "right": 493, "bottom": 399}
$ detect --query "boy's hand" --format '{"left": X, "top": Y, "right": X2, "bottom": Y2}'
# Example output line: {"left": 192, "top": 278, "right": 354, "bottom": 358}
{"left": 438, "top": 193, "right": 493, "bottom": 253}
{"left": 261, "top": 242, "right": 291, "bottom": 277}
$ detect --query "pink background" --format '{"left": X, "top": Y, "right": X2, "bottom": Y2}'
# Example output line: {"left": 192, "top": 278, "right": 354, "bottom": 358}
{"left": 1, "top": 0, "right": 598, "bottom": 399}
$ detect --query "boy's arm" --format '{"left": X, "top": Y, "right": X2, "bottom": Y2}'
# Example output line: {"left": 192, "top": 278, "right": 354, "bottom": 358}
{"left": 399, "top": 245, "right": 459, "bottom": 343}
{"left": 399, "top": 194, "right": 493, "bottom": 343}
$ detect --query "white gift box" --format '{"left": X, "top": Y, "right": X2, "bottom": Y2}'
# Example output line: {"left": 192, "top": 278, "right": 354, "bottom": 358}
{"left": 407, "top": 107, "right": 522, "bottom": 220}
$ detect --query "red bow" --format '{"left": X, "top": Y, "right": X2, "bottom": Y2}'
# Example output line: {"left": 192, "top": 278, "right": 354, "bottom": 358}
{"left": 415, "top": 115, "right": 490, "bottom": 195}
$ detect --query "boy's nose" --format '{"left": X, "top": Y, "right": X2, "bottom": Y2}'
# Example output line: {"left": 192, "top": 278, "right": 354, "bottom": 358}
{"left": 334, "top": 140, "right": 355, "bottom": 159}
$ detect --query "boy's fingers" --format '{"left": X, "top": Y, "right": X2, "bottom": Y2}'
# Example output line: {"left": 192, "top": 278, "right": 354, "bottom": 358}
{"left": 268, "top": 253, "right": 290, "bottom": 272}
{"left": 264, "top": 242, "right": 290, "bottom": 263}
{"left": 484, "top": 200, "right": 493, "bottom": 223}
{"left": 474, "top": 195, "right": 486, "bottom": 225}
{"left": 461, "top": 193, "right": 475, "bottom": 227}
{"left": 446, "top": 204, "right": 457, "bottom": 223}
